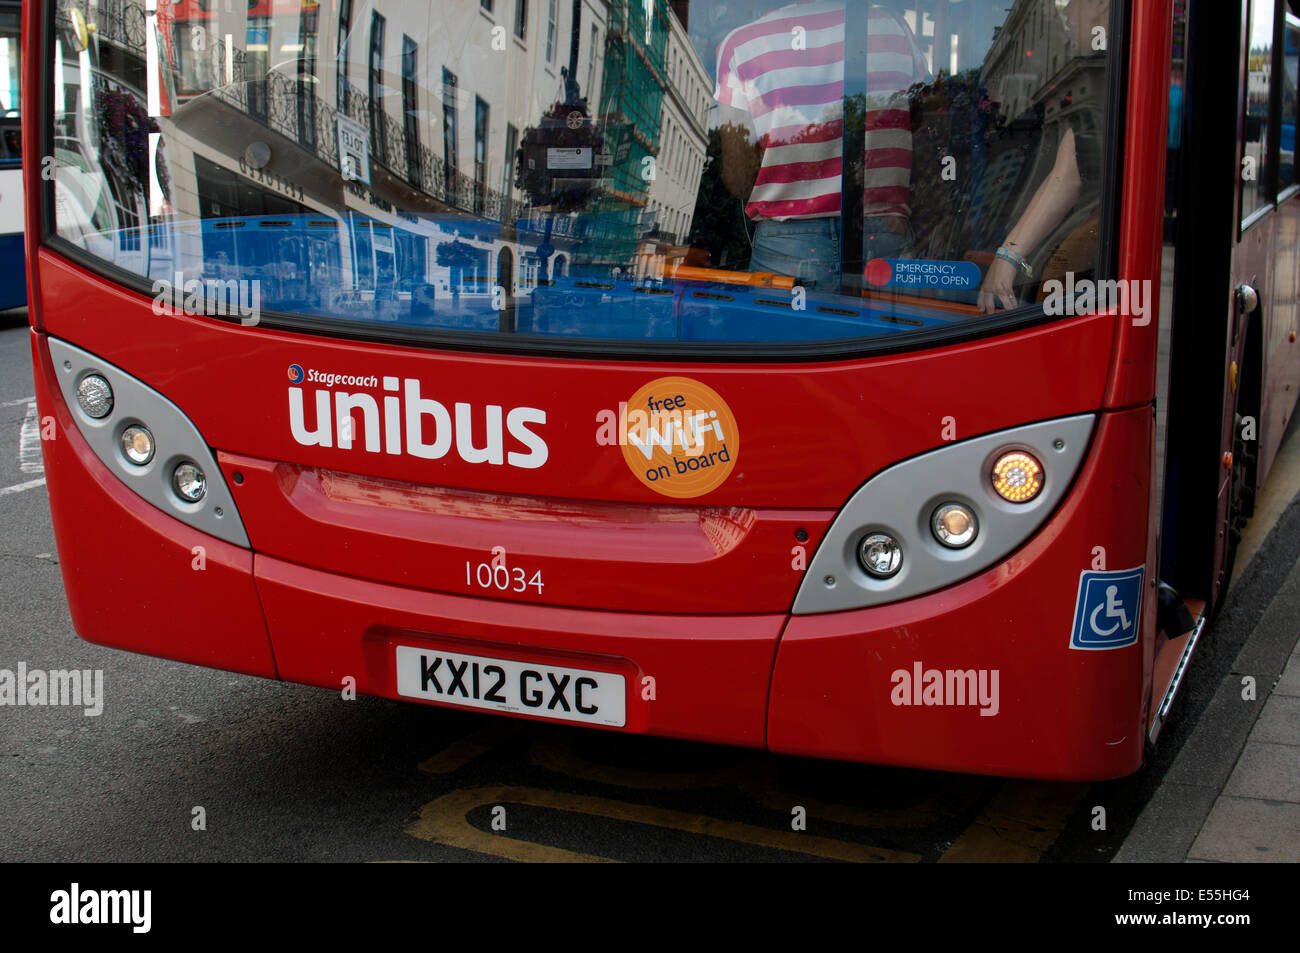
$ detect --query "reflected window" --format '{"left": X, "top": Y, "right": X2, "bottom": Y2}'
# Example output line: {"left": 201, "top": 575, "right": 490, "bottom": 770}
{"left": 246, "top": 15, "right": 269, "bottom": 121}
{"left": 546, "top": 0, "right": 558, "bottom": 63}
{"left": 475, "top": 96, "right": 490, "bottom": 213}
{"left": 587, "top": 24, "right": 600, "bottom": 97}
{"left": 443, "top": 67, "right": 459, "bottom": 192}
{"left": 172, "top": 20, "right": 214, "bottom": 95}
{"left": 298, "top": 5, "right": 319, "bottom": 149}
{"left": 504, "top": 123, "right": 519, "bottom": 198}
{"left": 337, "top": 0, "right": 352, "bottom": 109}
{"left": 515, "top": 0, "right": 528, "bottom": 41}
{"left": 1242, "top": 0, "right": 1274, "bottom": 222}
{"left": 368, "top": 12, "right": 386, "bottom": 160}
{"left": 402, "top": 36, "right": 421, "bottom": 187}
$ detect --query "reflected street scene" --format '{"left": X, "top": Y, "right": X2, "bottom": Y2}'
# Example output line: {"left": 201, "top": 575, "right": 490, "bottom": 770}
{"left": 51, "top": 0, "right": 1114, "bottom": 342}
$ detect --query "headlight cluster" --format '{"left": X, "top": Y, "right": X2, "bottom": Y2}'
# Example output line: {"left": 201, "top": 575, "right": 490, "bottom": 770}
{"left": 52, "top": 338, "right": 248, "bottom": 547}
{"left": 794, "top": 415, "right": 1093, "bottom": 614}
{"left": 74, "top": 374, "right": 208, "bottom": 503}
{"left": 855, "top": 451, "right": 1044, "bottom": 578}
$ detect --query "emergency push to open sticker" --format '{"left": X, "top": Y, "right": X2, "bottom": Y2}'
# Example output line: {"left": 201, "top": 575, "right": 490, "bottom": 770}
{"left": 864, "top": 258, "right": 980, "bottom": 290}
{"left": 619, "top": 377, "right": 738, "bottom": 498}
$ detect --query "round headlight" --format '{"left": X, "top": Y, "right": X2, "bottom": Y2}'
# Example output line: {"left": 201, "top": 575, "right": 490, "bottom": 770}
{"left": 120, "top": 425, "right": 155, "bottom": 465}
{"left": 76, "top": 375, "right": 114, "bottom": 418}
{"left": 858, "top": 532, "right": 903, "bottom": 578}
{"left": 172, "top": 462, "right": 206, "bottom": 502}
{"left": 991, "top": 451, "right": 1044, "bottom": 503}
{"left": 932, "top": 502, "right": 978, "bottom": 548}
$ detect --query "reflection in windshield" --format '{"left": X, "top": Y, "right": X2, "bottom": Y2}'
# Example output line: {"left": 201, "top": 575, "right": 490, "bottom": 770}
{"left": 50, "top": 0, "right": 1113, "bottom": 344}
{"left": 0, "top": 2, "right": 19, "bottom": 159}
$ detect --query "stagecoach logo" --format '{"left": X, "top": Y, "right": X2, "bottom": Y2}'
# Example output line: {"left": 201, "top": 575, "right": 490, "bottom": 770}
{"left": 286, "top": 366, "right": 548, "bottom": 469}
{"left": 1070, "top": 566, "right": 1145, "bottom": 650}
{"left": 598, "top": 376, "right": 739, "bottom": 499}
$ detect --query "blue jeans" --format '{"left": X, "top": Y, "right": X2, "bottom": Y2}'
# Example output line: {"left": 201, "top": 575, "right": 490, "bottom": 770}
{"left": 750, "top": 217, "right": 912, "bottom": 291}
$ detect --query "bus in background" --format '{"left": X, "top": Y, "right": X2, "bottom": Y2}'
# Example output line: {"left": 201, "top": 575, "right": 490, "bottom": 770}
{"left": 22, "top": 0, "right": 1300, "bottom": 780}
{"left": 0, "top": 0, "right": 22, "bottom": 310}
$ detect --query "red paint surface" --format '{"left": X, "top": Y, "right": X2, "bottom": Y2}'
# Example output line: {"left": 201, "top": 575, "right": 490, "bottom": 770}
{"left": 30, "top": 331, "right": 278, "bottom": 679}
{"left": 768, "top": 407, "right": 1153, "bottom": 780}
{"left": 217, "top": 452, "right": 833, "bottom": 613}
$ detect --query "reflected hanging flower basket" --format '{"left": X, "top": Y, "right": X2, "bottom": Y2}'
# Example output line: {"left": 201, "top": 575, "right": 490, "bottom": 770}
{"left": 515, "top": 100, "right": 605, "bottom": 213}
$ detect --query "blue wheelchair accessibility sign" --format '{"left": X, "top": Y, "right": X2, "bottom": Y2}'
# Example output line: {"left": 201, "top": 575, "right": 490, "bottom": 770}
{"left": 1070, "top": 567, "right": 1144, "bottom": 650}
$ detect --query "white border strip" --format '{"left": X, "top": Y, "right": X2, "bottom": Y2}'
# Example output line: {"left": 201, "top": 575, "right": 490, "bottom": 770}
{"left": 0, "top": 478, "right": 46, "bottom": 497}
{"left": 19, "top": 401, "right": 44, "bottom": 474}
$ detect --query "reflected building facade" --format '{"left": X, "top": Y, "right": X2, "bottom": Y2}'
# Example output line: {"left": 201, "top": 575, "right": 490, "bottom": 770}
{"left": 52, "top": 0, "right": 708, "bottom": 322}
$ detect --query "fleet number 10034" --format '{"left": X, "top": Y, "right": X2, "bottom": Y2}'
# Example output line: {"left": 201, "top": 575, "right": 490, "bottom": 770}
{"left": 466, "top": 558, "right": 544, "bottom": 594}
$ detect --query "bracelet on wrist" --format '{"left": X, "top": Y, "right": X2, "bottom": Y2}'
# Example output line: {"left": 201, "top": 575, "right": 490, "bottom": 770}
{"left": 995, "top": 246, "right": 1033, "bottom": 279}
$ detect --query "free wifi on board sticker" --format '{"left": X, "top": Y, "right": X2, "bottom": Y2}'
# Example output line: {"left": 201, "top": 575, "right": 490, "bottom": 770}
{"left": 618, "top": 376, "right": 738, "bottom": 499}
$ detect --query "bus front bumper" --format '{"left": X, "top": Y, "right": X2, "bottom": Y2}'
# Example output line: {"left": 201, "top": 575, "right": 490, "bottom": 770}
{"left": 252, "top": 553, "right": 783, "bottom": 747}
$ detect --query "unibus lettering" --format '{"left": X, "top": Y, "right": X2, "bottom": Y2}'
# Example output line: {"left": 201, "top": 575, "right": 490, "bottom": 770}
{"left": 287, "top": 377, "right": 547, "bottom": 469}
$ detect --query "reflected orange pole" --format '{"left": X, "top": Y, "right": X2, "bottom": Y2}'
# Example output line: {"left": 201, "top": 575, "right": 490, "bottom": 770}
{"left": 668, "top": 264, "right": 796, "bottom": 289}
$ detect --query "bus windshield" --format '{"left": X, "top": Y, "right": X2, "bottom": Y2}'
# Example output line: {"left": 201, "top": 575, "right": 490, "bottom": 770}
{"left": 47, "top": 0, "right": 1117, "bottom": 347}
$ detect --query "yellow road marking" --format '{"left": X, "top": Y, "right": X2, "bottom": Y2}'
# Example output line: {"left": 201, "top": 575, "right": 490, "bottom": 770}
{"left": 531, "top": 734, "right": 963, "bottom": 829}
{"left": 937, "top": 781, "right": 1087, "bottom": 862}
{"left": 405, "top": 785, "right": 923, "bottom": 862}
{"left": 412, "top": 721, "right": 1082, "bottom": 862}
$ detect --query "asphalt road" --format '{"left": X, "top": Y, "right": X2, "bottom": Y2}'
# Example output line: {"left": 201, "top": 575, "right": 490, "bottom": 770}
{"left": 0, "top": 313, "right": 1294, "bottom": 862}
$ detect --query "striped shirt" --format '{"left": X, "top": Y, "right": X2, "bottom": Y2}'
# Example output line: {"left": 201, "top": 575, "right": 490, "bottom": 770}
{"left": 715, "top": 1, "right": 931, "bottom": 221}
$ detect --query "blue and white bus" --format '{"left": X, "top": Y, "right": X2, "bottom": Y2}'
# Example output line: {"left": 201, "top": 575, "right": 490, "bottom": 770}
{"left": 0, "top": 0, "right": 23, "bottom": 310}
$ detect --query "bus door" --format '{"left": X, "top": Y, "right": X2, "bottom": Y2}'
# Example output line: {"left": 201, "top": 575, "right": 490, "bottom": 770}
{"left": 1162, "top": 0, "right": 1300, "bottom": 611}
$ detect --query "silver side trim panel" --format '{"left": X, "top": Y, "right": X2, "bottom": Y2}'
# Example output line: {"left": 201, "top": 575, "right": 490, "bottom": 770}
{"left": 793, "top": 414, "right": 1096, "bottom": 614}
{"left": 1148, "top": 613, "right": 1208, "bottom": 746}
{"left": 47, "top": 337, "right": 250, "bottom": 548}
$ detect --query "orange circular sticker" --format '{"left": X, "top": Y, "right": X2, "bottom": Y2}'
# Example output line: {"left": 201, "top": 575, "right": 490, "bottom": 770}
{"left": 619, "top": 377, "right": 739, "bottom": 498}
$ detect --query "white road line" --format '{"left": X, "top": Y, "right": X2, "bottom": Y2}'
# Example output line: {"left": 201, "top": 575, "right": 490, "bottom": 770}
{"left": 1, "top": 395, "right": 35, "bottom": 407}
{"left": 0, "top": 477, "right": 46, "bottom": 497}
{"left": 19, "top": 401, "right": 44, "bottom": 474}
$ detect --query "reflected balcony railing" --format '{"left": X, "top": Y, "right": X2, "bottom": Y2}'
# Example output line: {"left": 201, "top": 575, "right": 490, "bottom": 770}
{"left": 59, "top": 0, "right": 588, "bottom": 237}
{"left": 210, "top": 44, "right": 523, "bottom": 222}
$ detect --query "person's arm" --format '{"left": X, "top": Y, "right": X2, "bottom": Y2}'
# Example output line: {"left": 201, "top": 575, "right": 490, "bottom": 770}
{"left": 978, "top": 127, "right": 1082, "bottom": 314}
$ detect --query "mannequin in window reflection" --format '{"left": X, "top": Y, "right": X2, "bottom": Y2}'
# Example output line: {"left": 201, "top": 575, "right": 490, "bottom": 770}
{"left": 713, "top": 1, "right": 932, "bottom": 291}
{"left": 977, "top": 0, "right": 1110, "bottom": 314}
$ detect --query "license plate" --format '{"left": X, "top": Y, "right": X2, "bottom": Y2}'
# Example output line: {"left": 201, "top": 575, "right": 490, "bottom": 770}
{"left": 394, "top": 646, "right": 626, "bottom": 727}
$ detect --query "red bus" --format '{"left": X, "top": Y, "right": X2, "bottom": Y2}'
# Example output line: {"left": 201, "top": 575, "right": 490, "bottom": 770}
{"left": 24, "top": 0, "right": 1300, "bottom": 780}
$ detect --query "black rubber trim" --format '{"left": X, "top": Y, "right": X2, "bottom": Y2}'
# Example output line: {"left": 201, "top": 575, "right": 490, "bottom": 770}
{"left": 1094, "top": 0, "right": 1130, "bottom": 281}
